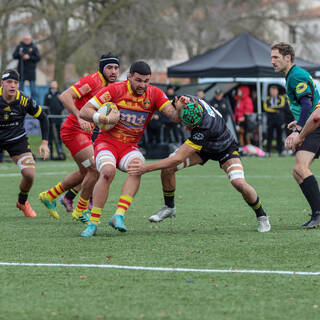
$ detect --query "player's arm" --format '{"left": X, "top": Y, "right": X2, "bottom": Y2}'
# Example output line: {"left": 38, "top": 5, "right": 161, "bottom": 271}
{"left": 160, "top": 96, "right": 190, "bottom": 123}
{"left": 128, "top": 143, "right": 195, "bottom": 175}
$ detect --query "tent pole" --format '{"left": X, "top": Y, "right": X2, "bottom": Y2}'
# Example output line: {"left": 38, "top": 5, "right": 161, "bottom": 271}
{"left": 256, "top": 80, "right": 263, "bottom": 149}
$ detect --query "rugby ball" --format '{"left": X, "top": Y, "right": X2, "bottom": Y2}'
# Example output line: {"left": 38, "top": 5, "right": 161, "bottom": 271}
{"left": 96, "top": 102, "right": 118, "bottom": 131}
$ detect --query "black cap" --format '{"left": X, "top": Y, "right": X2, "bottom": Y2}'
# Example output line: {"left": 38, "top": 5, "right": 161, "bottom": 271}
{"left": 215, "top": 88, "right": 223, "bottom": 95}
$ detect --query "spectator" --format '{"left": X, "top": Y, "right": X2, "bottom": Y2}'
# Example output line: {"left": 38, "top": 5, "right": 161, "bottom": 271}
{"left": 233, "top": 86, "right": 254, "bottom": 146}
{"left": 210, "top": 88, "right": 233, "bottom": 121}
{"left": 263, "top": 85, "right": 287, "bottom": 156}
{"left": 196, "top": 89, "right": 207, "bottom": 101}
{"left": 44, "top": 80, "right": 65, "bottom": 159}
{"left": 12, "top": 34, "right": 40, "bottom": 101}
{"left": 162, "top": 85, "right": 184, "bottom": 144}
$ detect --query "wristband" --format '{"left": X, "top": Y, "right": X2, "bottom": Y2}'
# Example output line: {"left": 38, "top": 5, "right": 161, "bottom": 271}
{"left": 93, "top": 112, "right": 100, "bottom": 124}
{"left": 292, "top": 127, "right": 301, "bottom": 133}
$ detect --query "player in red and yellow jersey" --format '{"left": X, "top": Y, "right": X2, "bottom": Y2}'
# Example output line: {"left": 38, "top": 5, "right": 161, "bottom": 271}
{"left": 39, "top": 53, "right": 120, "bottom": 221}
{"left": 79, "top": 61, "right": 187, "bottom": 237}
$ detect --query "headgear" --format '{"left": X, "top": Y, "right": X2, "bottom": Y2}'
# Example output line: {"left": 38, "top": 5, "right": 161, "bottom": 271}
{"left": 2, "top": 70, "right": 19, "bottom": 81}
{"left": 180, "top": 102, "right": 204, "bottom": 128}
{"left": 99, "top": 53, "right": 120, "bottom": 75}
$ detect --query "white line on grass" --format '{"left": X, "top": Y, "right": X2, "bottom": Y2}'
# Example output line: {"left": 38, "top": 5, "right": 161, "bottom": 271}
{"left": 0, "top": 262, "right": 319, "bottom": 276}
{"left": 0, "top": 172, "right": 68, "bottom": 177}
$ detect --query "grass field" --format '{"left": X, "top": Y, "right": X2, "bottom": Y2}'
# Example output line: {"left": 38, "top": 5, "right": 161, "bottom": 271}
{"left": 1, "top": 152, "right": 320, "bottom": 320}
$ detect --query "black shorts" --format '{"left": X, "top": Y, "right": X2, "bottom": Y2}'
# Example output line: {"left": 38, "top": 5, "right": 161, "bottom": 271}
{"left": 0, "top": 136, "right": 31, "bottom": 157}
{"left": 198, "top": 141, "right": 241, "bottom": 166}
{"left": 296, "top": 126, "right": 320, "bottom": 158}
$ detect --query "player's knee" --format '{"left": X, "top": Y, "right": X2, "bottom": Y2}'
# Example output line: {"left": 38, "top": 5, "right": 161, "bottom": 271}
{"left": 17, "top": 155, "right": 35, "bottom": 172}
{"left": 100, "top": 166, "right": 116, "bottom": 183}
{"left": 22, "top": 169, "right": 34, "bottom": 184}
{"left": 231, "top": 178, "right": 247, "bottom": 192}
{"left": 293, "top": 165, "right": 305, "bottom": 179}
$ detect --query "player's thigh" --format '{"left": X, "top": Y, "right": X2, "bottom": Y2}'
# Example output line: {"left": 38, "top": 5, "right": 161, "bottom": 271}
{"left": 295, "top": 150, "right": 315, "bottom": 169}
{"left": 119, "top": 147, "right": 145, "bottom": 172}
{"left": 73, "top": 144, "right": 95, "bottom": 171}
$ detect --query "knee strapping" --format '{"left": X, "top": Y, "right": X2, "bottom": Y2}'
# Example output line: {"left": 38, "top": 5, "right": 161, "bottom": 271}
{"left": 17, "top": 155, "right": 35, "bottom": 171}
{"left": 96, "top": 151, "right": 116, "bottom": 172}
{"left": 226, "top": 163, "right": 244, "bottom": 181}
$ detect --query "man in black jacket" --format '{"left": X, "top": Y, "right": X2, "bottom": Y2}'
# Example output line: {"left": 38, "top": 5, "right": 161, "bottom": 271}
{"left": 44, "top": 80, "right": 65, "bottom": 159}
{"left": 12, "top": 34, "right": 40, "bottom": 100}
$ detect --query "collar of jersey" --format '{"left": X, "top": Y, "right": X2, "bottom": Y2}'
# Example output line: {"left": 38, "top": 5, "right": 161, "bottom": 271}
{"left": 286, "top": 64, "right": 296, "bottom": 80}
{"left": 98, "top": 71, "right": 107, "bottom": 86}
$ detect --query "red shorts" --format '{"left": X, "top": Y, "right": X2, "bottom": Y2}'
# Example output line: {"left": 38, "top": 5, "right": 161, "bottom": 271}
{"left": 60, "top": 119, "right": 93, "bottom": 157}
{"left": 94, "top": 135, "right": 144, "bottom": 172}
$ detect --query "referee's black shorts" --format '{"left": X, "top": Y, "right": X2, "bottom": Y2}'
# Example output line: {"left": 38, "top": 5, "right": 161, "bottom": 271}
{"left": 296, "top": 126, "right": 320, "bottom": 158}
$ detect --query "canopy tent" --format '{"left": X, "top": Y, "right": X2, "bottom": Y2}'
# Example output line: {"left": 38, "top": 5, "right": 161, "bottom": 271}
{"left": 167, "top": 33, "right": 320, "bottom": 149}
{"left": 168, "top": 32, "right": 320, "bottom": 78}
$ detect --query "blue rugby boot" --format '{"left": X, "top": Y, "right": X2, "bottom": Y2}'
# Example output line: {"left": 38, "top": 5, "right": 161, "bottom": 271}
{"left": 81, "top": 223, "right": 98, "bottom": 237}
{"left": 108, "top": 215, "right": 127, "bottom": 232}
{"left": 39, "top": 191, "right": 59, "bottom": 219}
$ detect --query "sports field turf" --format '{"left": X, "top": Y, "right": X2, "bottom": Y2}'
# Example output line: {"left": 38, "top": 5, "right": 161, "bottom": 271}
{"left": 1, "top": 153, "right": 320, "bottom": 319}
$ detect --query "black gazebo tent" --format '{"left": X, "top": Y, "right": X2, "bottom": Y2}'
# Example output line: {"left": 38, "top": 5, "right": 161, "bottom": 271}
{"left": 168, "top": 32, "right": 320, "bottom": 78}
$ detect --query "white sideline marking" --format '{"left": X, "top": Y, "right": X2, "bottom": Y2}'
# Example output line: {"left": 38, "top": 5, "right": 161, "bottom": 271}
{"left": 0, "top": 172, "right": 68, "bottom": 177}
{"left": 0, "top": 262, "right": 319, "bottom": 276}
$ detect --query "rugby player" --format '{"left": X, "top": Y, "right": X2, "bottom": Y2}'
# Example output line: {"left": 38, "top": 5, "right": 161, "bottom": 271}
{"left": 79, "top": 61, "right": 188, "bottom": 237}
{"left": 272, "top": 42, "right": 320, "bottom": 229}
{"left": 39, "top": 53, "right": 120, "bottom": 221}
{"left": 128, "top": 96, "right": 271, "bottom": 233}
{"left": 0, "top": 69, "right": 49, "bottom": 217}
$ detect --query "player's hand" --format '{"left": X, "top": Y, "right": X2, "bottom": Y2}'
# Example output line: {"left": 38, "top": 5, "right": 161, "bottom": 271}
{"left": 39, "top": 140, "right": 50, "bottom": 160}
{"left": 287, "top": 120, "right": 297, "bottom": 130}
{"left": 291, "top": 134, "right": 305, "bottom": 153}
{"left": 175, "top": 96, "right": 190, "bottom": 111}
{"left": 23, "top": 54, "right": 30, "bottom": 60}
{"left": 285, "top": 132, "right": 299, "bottom": 150}
{"left": 78, "top": 118, "right": 93, "bottom": 133}
{"left": 101, "top": 108, "right": 120, "bottom": 125}
{"left": 127, "top": 160, "right": 146, "bottom": 176}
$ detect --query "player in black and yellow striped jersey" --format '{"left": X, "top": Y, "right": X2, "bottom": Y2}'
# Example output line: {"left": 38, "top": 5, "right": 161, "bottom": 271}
{"left": 0, "top": 69, "right": 49, "bottom": 217}
{"left": 128, "top": 95, "right": 271, "bottom": 233}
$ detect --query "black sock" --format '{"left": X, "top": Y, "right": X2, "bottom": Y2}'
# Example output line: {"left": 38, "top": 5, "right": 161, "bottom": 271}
{"left": 299, "top": 175, "right": 320, "bottom": 215}
{"left": 163, "top": 189, "right": 175, "bottom": 208}
{"left": 65, "top": 188, "right": 78, "bottom": 201}
{"left": 247, "top": 197, "right": 266, "bottom": 218}
{"left": 18, "top": 191, "right": 29, "bottom": 205}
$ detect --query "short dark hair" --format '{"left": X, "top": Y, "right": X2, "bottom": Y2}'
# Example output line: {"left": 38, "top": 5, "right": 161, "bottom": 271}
{"left": 129, "top": 61, "right": 151, "bottom": 76}
{"left": 271, "top": 42, "right": 295, "bottom": 62}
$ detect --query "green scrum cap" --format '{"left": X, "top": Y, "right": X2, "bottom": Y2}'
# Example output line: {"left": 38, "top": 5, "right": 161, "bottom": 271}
{"left": 180, "top": 102, "right": 204, "bottom": 128}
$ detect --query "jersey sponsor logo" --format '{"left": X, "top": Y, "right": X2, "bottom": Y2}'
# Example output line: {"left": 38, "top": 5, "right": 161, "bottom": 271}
{"left": 3, "top": 106, "right": 11, "bottom": 112}
{"left": 4, "top": 113, "right": 9, "bottom": 120}
{"left": 192, "top": 132, "right": 204, "bottom": 141}
{"left": 119, "top": 109, "right": 148, "bottom": 129}
{"left": 296, "top": 82, "right": 307, "bottom": 94}
{"left": 79, "top": 84, "right": 91, "bottom": 95}
{"left": 100, "top": 91, "right": 111, "bottom": 103}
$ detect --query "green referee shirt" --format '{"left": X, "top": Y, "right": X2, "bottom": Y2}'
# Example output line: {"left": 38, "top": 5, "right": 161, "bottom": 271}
{"left": 285, "top": 65, "right": 320, "bottom": 121}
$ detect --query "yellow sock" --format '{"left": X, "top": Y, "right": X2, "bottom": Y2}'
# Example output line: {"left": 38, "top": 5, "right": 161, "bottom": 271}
{"left": 90, "top": 206, "right": 102, "bottom": 224}
{"left": 115, "top": 195, "right": 133, "bottom": 216}
{"left": 47, "top": 182, "right": 65, "bottom": 200}
{"left": 75, "top": 196, "right": 89, "bottom": 212}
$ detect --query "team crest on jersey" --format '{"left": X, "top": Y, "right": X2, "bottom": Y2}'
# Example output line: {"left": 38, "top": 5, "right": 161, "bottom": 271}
{"left": 144, "top": 100, "right": 151, "bottom": 109}
{"left": 101, "top": 91, "right": 111, "bottom": 103}
{"left": 3, "top": 106, "right": 11, "bottom": 112}
{"left": 79, "top": 84, "right": 91, "bottom": 95}
{"left": 296, "top": 82, "right": 307, "bottom": 94}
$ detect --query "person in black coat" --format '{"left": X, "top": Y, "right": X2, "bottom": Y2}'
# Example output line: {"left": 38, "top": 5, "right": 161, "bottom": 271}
{"left": 12, "top": 34, "right": 40, "bottom": 100}
{"left": 44, "top": 81, "right": 65, "bottom": 159}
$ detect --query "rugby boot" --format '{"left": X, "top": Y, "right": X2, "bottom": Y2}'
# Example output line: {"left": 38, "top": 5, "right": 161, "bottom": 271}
{"left": 59, "top": 195, "right": 73, "bottom": 212}
{"left": 108, "top": 215, "right": 127, "bottom": 232}
{"left": 303, "top": 212, "right": 320, "bottom": 229}
{"left": 72, "top": 208, "right": 90, "bottom": 224}
{"left": 257, "top": 215, "right": 271, "bottom": 232}
{"left": 39, "top": 191, "right": 59, "bottom": 219}
{"left": 16, "top": 201, "right": 37, "bottom": 218}
{"left": 81, "top": 223, "right": 98, "bottom": 237}
{"left": 149, "top": 205, "right": 176, "bottom": 222}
